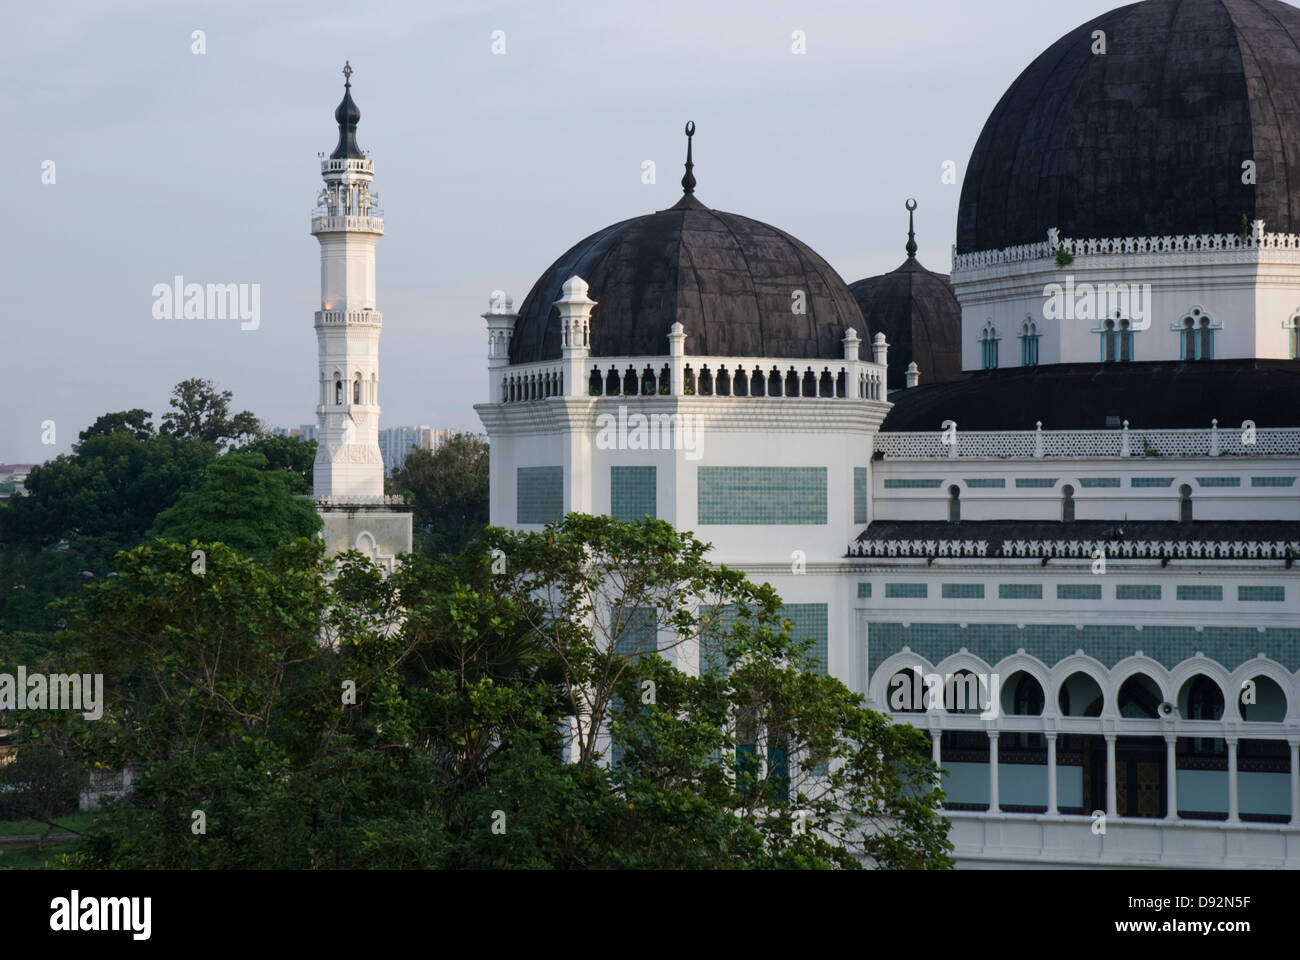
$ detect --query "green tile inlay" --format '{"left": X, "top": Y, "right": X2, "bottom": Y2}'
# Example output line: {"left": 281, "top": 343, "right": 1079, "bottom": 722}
{"left": 964, "top": 478, "right": 1005, "bottom": 488}
{"left": 1239, "top": 586, "right": 1284, "bottom": 602}
{"left": 698, "top": 466, "right": 827, "bottom": 525}
{"left": 516, "top": 466, "right": 563, "bottom": 524}
{"left": 1015, "top": 478, "right": 1058, "bottom": 488}
{"left": 1117, "top": 584, "right": 1161, "bottom": 600}
{"left": 610, "top": 465, "right": 656, "bottom": 522}
{"left": 784, "top": 603, "right": 828, "bottom": 675}
{"left": 998, "top": 583, "right": 1043, "bottom": 599}
{"left": 1177, "top": 584, "right": 1223, "bottom": 601}
{"left": 857, "top": 582, "right": 872, "bottom": 599}
{"left": 1078, "top": 477, "right": 1121, "bottom": 488}
{"left": 883, "top": 478, "right": 944, "bottom": 489}
{"left": 1058, "top": 584, "right": 1102, "bottom": 600}
{"left": 868, "top": 622, "right": 1300, "bottom": 672}
{"left": 1131, "top": 477, "right": 1174, "bottom": 488}
{"left": 942, "top": 583, "right": 985, "bottom": 599}
{"left": 1196, "top": 477, "right": 1240, "bottom": 487}
{"left": 885, "top": 583, "right": 928, "bottom": 599}
{"left": 854, "top": 467, "right": 868, "bottom": 524}
{"left": 1251, "top": 476, "right": 1296, "bottom": 487}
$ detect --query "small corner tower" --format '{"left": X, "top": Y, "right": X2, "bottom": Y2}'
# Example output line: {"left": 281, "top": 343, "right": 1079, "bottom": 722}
{"left": 310, "top": 62, "right": 411, "bottom": 569}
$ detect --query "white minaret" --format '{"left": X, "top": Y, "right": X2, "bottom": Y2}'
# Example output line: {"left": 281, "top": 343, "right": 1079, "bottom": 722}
{"left": 312, "top": 61, "right": 384, "bottom": 499}
{"left": 309, "top": 63, "right": 411, "bottom": 568}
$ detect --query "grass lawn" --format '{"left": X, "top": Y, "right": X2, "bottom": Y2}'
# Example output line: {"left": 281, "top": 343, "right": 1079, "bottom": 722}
{"left": 0, "top": 839, "right": 75, "bottom": 869}
{"left": 0, "top": 811, "right": 97, "bottom": 837}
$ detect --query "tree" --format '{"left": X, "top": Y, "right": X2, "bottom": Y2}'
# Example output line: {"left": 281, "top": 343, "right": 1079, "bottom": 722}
{"left": 148, "top": 451, "right": 322, "bottom": 561}
{"left": 79, "top": 409, "right": 155, "bottom": 443}
{"left": 63, "top": 516, "right": 950, "bottom": 869}
{"left": 389, "top": 433, "right": 488, "bottom": 558}
{"left": 160, "top": 378, "right": 261, "bottom": 447}
{"left": 234, "top": 434, "right": 316, "bottom": 494}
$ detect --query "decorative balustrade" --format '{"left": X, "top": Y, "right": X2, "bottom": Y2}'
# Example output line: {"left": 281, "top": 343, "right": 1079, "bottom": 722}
{"left": 316, "top": 495, "right": 408, "bottom": 507}
{"left": 874, "top": 425, "right": 1300, "bottom": 459}
{"left": 952, "top": 222, "right": 1300, "bottom": 273}
{"left": 849, "top": 536, "right": 1300, "bottom": 560}
{"left": 496, "top": 355, "right": 887, "bottom": 404}
{"left": 311, "top": 213, "right": 384, "bottom": 233}
{"left": 315, "top": 309, "right": 382, "bottom": 327}
{"left": 320, "top": 157, "right": 373, "bottom": 175}
{"left": 501, "top": 361, "right": 565, "bottom": 403}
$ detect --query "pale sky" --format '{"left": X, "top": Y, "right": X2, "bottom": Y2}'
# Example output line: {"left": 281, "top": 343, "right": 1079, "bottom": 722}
{"left": 3, "top": 0, "right": 1121, "bottom": 464}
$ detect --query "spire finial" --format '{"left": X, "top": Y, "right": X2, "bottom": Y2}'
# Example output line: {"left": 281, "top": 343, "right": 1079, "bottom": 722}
{"left": 681, "top": 121, "right": 696, "bottom": 196}
{"left": 905, "top": 198, "right": 918, "bottom": 259}
{"left": 342, "top": 61, "right": 353, "bottom": 86}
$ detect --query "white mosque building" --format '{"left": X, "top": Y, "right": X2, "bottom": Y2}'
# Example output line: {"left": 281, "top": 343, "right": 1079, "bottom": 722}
{"left": 472, "top": 0, "right": 1300, "bottom": 869}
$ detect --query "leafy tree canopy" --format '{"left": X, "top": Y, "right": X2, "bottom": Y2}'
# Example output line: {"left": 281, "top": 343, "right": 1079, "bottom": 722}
{"left": 159, "top": 377, "right": 261, "bottom": 447}
{"left": 61, "top": 516, "right": 951, "bottom": 870}
{"left": 148, "top": 451, "right": 322, "bottom": 561}
{"left": 389, "top": 433, "right": 488, "bottom": 559}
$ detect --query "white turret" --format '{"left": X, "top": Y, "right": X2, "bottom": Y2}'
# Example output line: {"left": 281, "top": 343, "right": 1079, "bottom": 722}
{"left": 311, "top": 61, "right": 385, "bottom": 499}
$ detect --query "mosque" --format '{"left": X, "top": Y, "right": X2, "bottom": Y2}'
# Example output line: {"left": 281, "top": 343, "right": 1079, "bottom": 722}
{"left": 317, "top": 1, "right": 1300, "bottom": 868}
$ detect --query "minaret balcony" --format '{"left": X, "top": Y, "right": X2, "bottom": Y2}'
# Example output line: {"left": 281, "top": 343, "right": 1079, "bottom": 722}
{"left": 311, "top": 212, "right": 384, "bottom": 235}
{"left": 320, "top": 157, "right": 374, "bottom": 177}
{"left": 315, "top": 309, "right": 382, "bottom": 328}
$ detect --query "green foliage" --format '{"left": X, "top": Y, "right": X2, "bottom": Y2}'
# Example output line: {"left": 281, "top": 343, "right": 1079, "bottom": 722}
{"left": 389, "top": 433, "right": 488, "bottom": 559}
{"left": 61, "top": 516, "right": 950, "bottom": 870}
{"left": 1054, "top": 247, "right": 1074, "bottom": 267}
{"left": 235, "top": 434, "right": 316, "bottom": 493}
{"left": 159, "top": 377, "right": 261, "bottom": 447}
{"left": 148, "top": 451, "right": 321, "bottom": 561}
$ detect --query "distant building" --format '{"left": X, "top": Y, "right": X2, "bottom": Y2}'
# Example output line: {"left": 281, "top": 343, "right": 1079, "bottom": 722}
{"left": 379, "top": 425, "right": 458, "bottom": 475}
{"left": 271, "top": 424, "right": 319, "bottom": 443}
{"left": 0, "top": 463, "right": 37, "bottom": 500}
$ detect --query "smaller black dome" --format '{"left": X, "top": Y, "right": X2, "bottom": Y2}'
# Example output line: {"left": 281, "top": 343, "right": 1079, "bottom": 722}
{"left": 330, "top": 80, "right": 364, "bottom": 160}
{"left": 848, "top": 207, "right": 961, "bottom": 390}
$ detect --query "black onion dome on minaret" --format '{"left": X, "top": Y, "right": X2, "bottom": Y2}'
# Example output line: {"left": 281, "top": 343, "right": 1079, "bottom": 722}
{"left": 330, "top": 61, "right": 364, "bottom": 160}
{"left": 509, "top": 124, "right": 866, "bottom": 364}
{"left": 957, "top": 0, "right": 1300, "bottom": 254}
{"left": 848, "top": 201, "right": 961, "bottom": 390}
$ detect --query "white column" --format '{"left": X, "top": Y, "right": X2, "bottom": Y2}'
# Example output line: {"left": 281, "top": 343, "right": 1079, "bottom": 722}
{"left": 1165, "top": 735, "right": 1178, "bottom": 820}
{"left": 1227, "top": 737, "right": 1240, "bottom": 823}
{"left": 1289, "top": 739, "right": 1300, "bottom": 825}
{"left": 931, "top": 727, "right": 942, "bottom": 797}
{"left": 555, "top": 275, "right": 595, "bottom": 398}
{"left": 668, "top": 322, "right": 685, "bottom": 396}
{"left": 988, "top": 731, "right": 1000, "bottom": 813}
{"left": 1046, "top": 733, "right": 1058, "bottom": 815}
{"left": 483, "top": 294, "right": 516, "bottom": 404}
{"left": 1105, "top": 734, "right": 1117, "bottom": 817}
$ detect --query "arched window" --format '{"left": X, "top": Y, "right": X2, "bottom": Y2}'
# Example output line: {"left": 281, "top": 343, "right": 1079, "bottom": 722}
{"left": 1179, "top": 307, "right": 1215, "bottom": 361}
{"left": 979, "top": 322, "right": 999, "bottom": 370}
{"left": 1019, "top": 319, "right": 1039, "bottom": 367}
{"left": 1179, "top": 483, "right": 1192, "bottom": 522}
{"left": 334, "top": 376, "right": 343, "bottom": 406}
{"left": 1287, "top": 313, "right": 1300, "bottom": 359}
{"left": 1100, "top": 313, "right": 1133, "bottom": 363}
{"left": 948, "top": 484, "right": 961, "bottom": 523}
{"left": 1062, "top": 483, "right": 1075, "bottom": 522}
{"left": 353, "top": 379, "right": 361, "bottom": 404}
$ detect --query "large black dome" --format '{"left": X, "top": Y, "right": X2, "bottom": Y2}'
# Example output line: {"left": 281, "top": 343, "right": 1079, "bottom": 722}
{"left": 509, "top": 194, "right": 865, "bottom": 364}
{"left": 957, "top": 0, "right": 1300, "bottom": 254}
